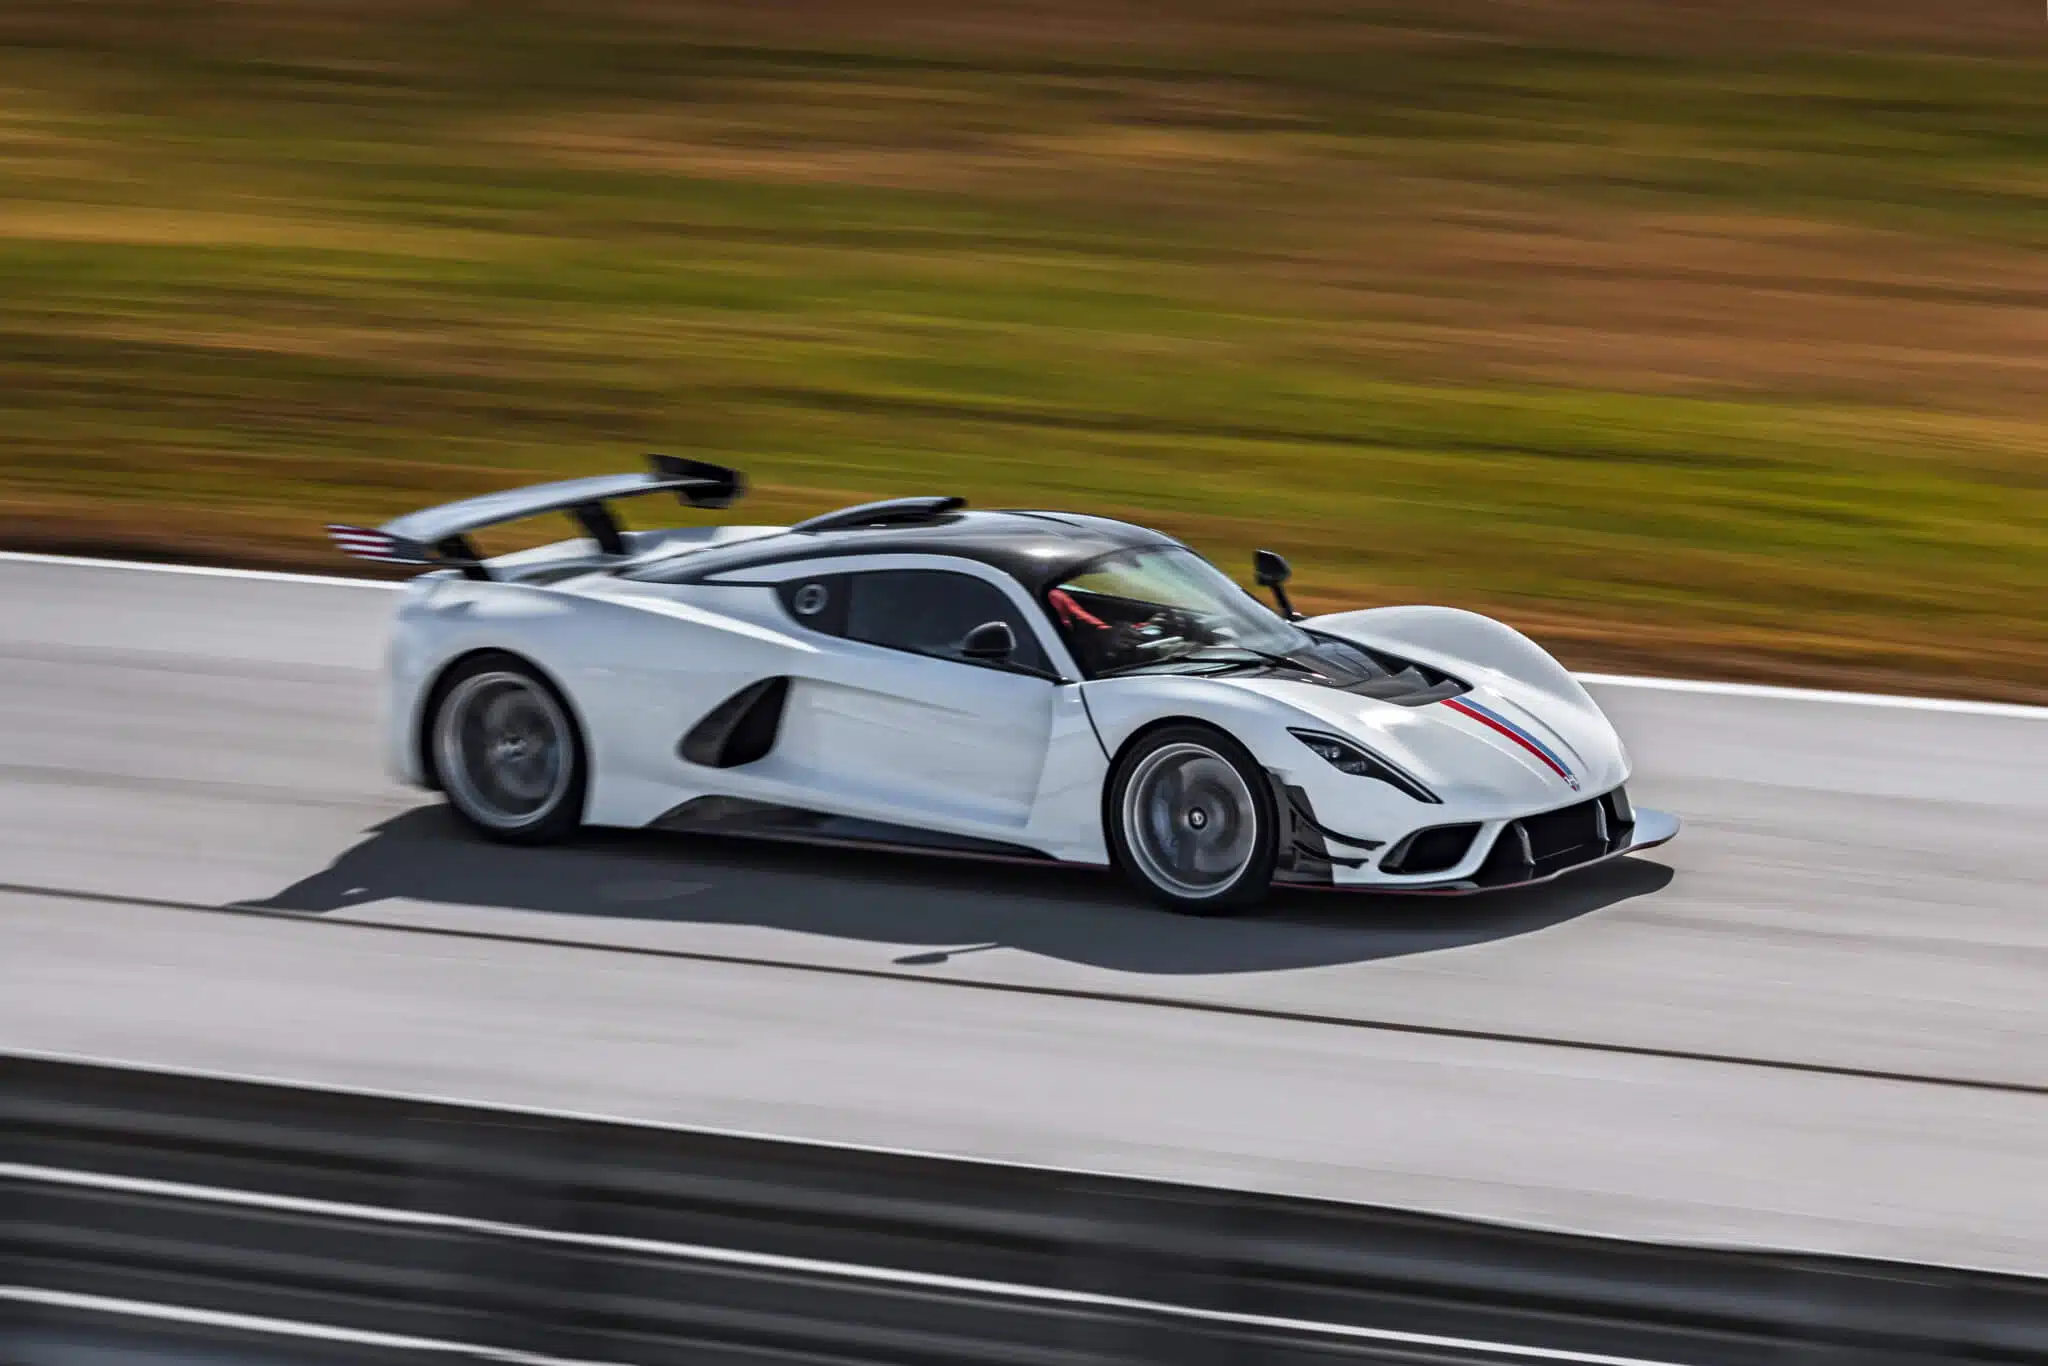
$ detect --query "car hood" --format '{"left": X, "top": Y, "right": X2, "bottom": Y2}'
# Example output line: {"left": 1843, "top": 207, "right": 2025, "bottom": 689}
{"left": 1217, "top": 672, "right": 1626, "bottom": 812}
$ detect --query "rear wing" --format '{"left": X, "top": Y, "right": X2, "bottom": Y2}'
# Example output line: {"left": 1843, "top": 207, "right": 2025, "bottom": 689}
{"left": 327, "top": 454, "right": 743, "bottom": 579}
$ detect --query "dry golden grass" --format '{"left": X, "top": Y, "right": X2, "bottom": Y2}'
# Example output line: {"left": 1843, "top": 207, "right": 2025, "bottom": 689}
{"left": 0, "top": 1, "right": 2042, "bottom": 697}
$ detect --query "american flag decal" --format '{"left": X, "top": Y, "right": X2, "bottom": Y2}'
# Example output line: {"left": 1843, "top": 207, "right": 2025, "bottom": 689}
{"left": 1441, "top": 696, "right": 1581, "bottom": 790}
{"left": 326, "top": 524, "right": 429, "bottom": 564}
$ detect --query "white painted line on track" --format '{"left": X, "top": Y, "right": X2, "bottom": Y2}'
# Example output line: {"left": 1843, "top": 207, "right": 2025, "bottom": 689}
{"left": 0, "top": 548, "right": 402, "bottom": 589}
{"left": 2, "top": 1163, "right": 1693, "bottom": 1366}
{"left": 0, "top": 1286, "right": 622, "bottom": 1366}
{"left": 1577, "top": 673, "right": 2047, "bottom": 721}
{"left": 9, "top": 1046, "right": 2010, "bottom": 1273}
{"left": 3, "top": 549, "right": 2042, "bottom": 719}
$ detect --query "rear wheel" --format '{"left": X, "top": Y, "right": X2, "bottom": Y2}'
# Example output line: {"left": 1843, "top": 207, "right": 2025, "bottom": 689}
{"left": 428, "top": 653, "right": 586, "bottom": 844}
{"left": 1107, "top": 724, "right": 1277, "bottom": 914}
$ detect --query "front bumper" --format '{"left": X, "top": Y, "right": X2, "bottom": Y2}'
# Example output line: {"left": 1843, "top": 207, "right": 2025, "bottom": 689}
{"left": 1272, "top": 776, "right": 1678, "bottom": 895}
{"left": 1370, "top": 806, "right": 1680, "bottom": 895}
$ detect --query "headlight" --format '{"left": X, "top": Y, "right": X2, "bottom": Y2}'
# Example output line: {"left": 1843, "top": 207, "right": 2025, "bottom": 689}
{"left": 1289, "top": 729, "right": 1440, "bottom": 804}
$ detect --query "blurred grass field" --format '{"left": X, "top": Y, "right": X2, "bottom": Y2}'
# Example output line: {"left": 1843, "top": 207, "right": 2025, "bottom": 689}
{"left": 1, "top": 2, "right": 2043, "bottom": 698}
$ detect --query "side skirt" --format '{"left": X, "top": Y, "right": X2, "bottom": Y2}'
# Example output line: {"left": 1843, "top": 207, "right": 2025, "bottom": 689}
{"left": 641, "top": 796, "right": 1675, "bottom": 896}
{"left": 649, "top": 796, "right": 1059, "bottom": 865}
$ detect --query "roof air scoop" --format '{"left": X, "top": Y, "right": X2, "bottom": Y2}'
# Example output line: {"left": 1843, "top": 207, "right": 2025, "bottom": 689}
{"left": 790, "top": 496, "right": 966, "bottom": 535}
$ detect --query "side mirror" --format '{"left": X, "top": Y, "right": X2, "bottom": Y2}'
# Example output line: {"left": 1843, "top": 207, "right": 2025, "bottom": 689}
{"left": 1252, "top": 549, "right": 1302, "bottom": 621}
{"left": 961, "top": 620, "right": 1016, "bottom": 662}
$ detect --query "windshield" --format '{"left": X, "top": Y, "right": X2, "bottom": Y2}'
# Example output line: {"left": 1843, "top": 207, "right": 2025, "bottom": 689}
{"left": 1044, "top": 547, "right": 1312, "bottom": 678}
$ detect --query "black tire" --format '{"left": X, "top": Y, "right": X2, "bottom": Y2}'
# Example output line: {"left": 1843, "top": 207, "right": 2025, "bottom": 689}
{"left": 1105, "top": 723, "right": 1278, "bottom": 915}
{"left": 425, "top": 652, "right": 587, "bottom": 845}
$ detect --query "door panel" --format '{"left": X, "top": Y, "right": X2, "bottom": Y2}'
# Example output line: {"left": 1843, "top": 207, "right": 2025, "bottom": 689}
{"left": 611, "top": 562, "right": 1077, "bottom": 838}
{"left": 772, "top": 650, "right": 1054, "bottom": 827}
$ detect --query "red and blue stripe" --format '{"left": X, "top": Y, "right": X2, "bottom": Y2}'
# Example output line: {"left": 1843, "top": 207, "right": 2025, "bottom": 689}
{"left": 1441, "top": 696, "right": 1580, "bottom": 790}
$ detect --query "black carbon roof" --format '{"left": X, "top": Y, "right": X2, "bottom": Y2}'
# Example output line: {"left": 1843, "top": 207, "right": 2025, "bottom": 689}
{"left": 620, "top": 509, "right": 1181, "bottom": 593}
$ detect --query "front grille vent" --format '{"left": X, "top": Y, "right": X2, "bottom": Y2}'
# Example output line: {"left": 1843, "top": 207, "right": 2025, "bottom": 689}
{"left": 1479, "top": 789, "right": 1633, "bottom": 884}
{"left": 1521, "top": 797, "right": 1607, "bottom": 864}
{"left": 1381, "top": 822, "right": 1481, "bottom": 875}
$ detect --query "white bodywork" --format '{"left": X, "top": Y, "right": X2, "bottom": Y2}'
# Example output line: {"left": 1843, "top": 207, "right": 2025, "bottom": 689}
{"left": 377, "top": 525, "right": 1673, "bottom": 891}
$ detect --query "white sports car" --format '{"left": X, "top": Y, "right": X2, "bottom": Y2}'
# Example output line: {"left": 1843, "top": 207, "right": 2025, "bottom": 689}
{"left": 331, "top": 456, "right": 1678, "bottom": 913}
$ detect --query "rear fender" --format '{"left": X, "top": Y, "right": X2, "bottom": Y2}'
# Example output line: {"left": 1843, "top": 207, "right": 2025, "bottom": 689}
{"left": 394, "top": 579, "right": 819, "bottom": 826}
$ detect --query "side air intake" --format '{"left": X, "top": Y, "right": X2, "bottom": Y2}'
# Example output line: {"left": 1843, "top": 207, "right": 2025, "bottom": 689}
{"left": 678, "top": 677, "right": 789, "bottom": 768}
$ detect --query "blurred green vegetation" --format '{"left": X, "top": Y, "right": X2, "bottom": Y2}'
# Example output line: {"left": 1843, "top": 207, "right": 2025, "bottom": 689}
{"left": 0, "top": 2, "right": 2043, "bottom": 697}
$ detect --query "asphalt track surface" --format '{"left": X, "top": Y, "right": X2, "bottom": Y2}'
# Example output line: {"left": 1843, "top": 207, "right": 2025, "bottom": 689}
{"left": 1, "top": 555, "right": 2043, "bottom": 1275}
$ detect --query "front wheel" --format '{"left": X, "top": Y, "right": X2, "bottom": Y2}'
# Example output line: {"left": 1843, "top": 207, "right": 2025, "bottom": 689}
{"left": 1106, "top": 724, "right": 1277, "bottom": 915}
{"left": 428, "top": 653, "right": 586, "bottom": 845}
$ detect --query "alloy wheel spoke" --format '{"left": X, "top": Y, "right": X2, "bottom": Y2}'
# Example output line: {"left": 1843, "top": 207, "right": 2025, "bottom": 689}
{"left": 1125, "top": 743, "right": 1257, "bottom": 897}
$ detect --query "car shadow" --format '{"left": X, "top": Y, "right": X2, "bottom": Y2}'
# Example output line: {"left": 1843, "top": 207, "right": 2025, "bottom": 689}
{"left": 242, "top": 806, "right": 1676, "bottom": 977}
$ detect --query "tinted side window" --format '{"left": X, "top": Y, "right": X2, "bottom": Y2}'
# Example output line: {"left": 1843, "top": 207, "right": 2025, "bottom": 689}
{"left": 844, "top": 570, "right": 1050, "bottom": 673}
{"left": 774, "top": 573, "right": 851, "bottom": 636}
